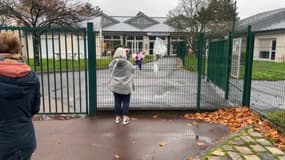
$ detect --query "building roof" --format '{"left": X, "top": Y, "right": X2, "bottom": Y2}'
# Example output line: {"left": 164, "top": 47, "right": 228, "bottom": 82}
{"left": 236, "top": 8, "right": 285, "bottom": 32}
{"left": 82, "top": 12, "right": 175, "bottom": 34}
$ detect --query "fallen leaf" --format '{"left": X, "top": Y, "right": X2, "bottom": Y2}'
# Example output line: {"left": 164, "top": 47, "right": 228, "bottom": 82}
{"left": 159, "top": 142, "right": 166, "bottom": 147}
{"left": 131, "top": 117, "right": 138, "bottom": 121}
{"left": 186, "top": 123, "right": 193, "bottom": 127}
{"left": 152, "top": 115, "right": 158, "bottom": 119}
{"left": 196, "top": 141, "right": 206, "bottom": 146}
{"left": 115, "top": 154, "right": 120, "bottom": 159}
{"left": 197, "top": 141, "right": 207, "bottom": 150}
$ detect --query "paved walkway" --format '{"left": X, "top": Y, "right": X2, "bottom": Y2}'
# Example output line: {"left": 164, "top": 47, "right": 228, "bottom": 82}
{"left": 31, "top": 115, "right": 285, "bottom": 160}
{"left": 204, "top": 127, "right": 285, "bottom": 160}
{"left": 32, "top": 114, "right": 230, "bottom": 160}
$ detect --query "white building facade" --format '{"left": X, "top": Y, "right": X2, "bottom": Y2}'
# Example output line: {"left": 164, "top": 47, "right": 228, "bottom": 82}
{"left": 237, "top": 8, "right": 285, "bottom": 62}
{"left": 88, "top": 12, "right": 185, "bottom": 57}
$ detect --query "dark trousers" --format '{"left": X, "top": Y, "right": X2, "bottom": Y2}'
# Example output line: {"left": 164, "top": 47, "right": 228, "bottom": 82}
{"left": 2, "top": 147, "right": 34, "bottom": 160}
{"left": 113, "top": 92, "right": 131, "bottom": 115}
{"left": 135, "top": 60, "right": 142, "bottom": 70}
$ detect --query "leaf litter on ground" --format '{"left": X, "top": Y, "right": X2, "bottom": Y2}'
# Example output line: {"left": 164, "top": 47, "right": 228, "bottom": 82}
{"left": 184, "top": 106, "right": 285, "bottom": 150}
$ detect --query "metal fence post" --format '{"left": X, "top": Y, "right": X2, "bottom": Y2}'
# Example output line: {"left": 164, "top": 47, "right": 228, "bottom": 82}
{"left": 197, "top": 33, "right": 204, "bottom": 112}
{"left": 87, "top": 22, "right": 97, "bottom": 116}
{"left": 225, "top": 32, "right": 233, "bottom": 99}
{"left": 242, "top": 25, "right": 255, "bottom": 106}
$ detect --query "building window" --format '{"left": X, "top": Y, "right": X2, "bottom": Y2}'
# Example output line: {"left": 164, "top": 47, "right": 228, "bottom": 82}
{"left": 103, "top": 35, "right": 122, "bottom": 54}
{"left": 258, "top": 39, "right": 276, "bottom": 60}
{"left": 136, "top": 36, "right": 143, "bottom": 40}
{"left": 149, "top": 36, "right": 156, "bottom": 40}
{"left": 170, "top": 36, "right": 185, "bottom": 55}
{"left": 125, "top": 36, "right": 144, "bottom": 54}
{"left": 259, "top": 51, "right": 270, "bottom": 59}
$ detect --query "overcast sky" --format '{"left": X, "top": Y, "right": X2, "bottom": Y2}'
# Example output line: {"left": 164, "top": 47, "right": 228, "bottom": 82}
{"left": 89, "top": 0, "right": 285, "bottom": 19}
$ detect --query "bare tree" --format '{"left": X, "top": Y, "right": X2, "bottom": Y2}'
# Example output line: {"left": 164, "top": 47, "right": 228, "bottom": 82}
{"left": 206, "top": 0, "right": 237, "bottom": 35}
{"left": 0, "top": 0, "right": 101, "bottom": 65}
{"left": 167, "top": 0, "right": 208, "bottom": 53}
{"left": 0, "top": 16, "right": 13, "bottom": 26}
{"left": 167, "top": 0, "right": 237, "bottom": 53}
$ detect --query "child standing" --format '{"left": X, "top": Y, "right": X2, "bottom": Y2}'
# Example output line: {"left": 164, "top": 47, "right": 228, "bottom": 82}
{"left": 134, "top": 51, "right": 144, "bottom": 70}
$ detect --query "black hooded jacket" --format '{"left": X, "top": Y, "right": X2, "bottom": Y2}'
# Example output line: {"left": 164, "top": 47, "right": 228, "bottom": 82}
{"left": 0, "top": 62, "right": 40, "bottom": 158}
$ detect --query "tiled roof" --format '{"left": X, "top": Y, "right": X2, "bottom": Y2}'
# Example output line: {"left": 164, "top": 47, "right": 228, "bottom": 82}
{"left": 236, "top": 8, "right": 285, "bottom": 32}
{"left": 82, "top": 12, "right": 175, "bottom": 33}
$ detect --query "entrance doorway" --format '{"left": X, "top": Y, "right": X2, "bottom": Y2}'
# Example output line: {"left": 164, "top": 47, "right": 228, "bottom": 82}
{"left": 126, "top": 36, "right": 143, "bottom": 54}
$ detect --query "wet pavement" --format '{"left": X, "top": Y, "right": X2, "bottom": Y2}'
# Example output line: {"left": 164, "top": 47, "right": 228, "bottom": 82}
{"left": 32, "top": 114, "right": 230, "bottom": 160}
{"left": 250, "top": 80, "right": 285, "bottom": 111}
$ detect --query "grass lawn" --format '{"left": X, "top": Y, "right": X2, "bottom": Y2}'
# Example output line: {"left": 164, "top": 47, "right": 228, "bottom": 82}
{"left": 265, "top": 110, "right": 285, "bottom": 133}
{"left": 27, "top": 55, "right": 154, "bottom": 72}
{"left": 27, "top": 56, "right": 284, "bottom": 81}
{"left": 251, "top": 61, "right": 285, "bottom": 81}
{"left": 27, "top": 58, "right": 112, "bottom": 72}
{"left": 183, "top": 54, "right": 198, "bottom": 72}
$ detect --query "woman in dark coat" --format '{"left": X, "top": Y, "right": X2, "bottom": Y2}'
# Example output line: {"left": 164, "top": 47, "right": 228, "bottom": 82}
{"left": 0, "top": 32, "right": 41, "bottom": 160}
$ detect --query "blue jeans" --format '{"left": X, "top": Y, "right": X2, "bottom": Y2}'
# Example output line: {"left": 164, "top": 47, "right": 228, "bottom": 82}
{"left": 113, "top": 92, "right": 131, "bottom": 115}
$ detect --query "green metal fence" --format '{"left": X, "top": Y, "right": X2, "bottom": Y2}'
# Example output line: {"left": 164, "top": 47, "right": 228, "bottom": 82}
{"left": 204, "top": 26, "right": 255, "bottom": 108}
{"left": 196, "top": 34, "right": 231, "bottom": 110}
{"left": 95, "top": 34, "right": 200, "bottom": 110}
{"left": 249, "top": 27, "right": 285, "bottom": 116}
{"left": 0, "top": 23, "right": 258, "bottom": 115}
{"left": 207, "top": 39, "right": 230, "bottom": 93}
{"left": 0, "top": 26, "right": 90, "bottom": 114}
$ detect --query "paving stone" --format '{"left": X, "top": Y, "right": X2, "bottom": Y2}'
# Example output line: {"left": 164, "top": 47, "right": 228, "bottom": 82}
{"left": 278, "top": 156, "right": 285, "bottom": 160}
{"left": 239, "top": 131, "right": 248, "bottom": 136}
{"left": 250, "top": 144, "right": 266, "bottom": 152}
{"left": 241, "top": 136, "right": 256, "bottom": 143}
{"left": 258, "top": 153, "right": 276, "bottom": 160}
{"left": 229, "top": 138, "right": 245, "bottom": 145}
{"left": 234, "top": 146, "right": 253, "bottom": 154}
{"left": 213, "top": 149, "right": 226, "bottom": 156}
{"left": 243, "top": 155, "right": 261, "bottom": 160}
{"left": 222, "top": 145, "right": 234, "bottom": 151}
{"left": 207, "top": 156, "right": 225, "bottom": 160}
{"left": 266, "top": 147, "right": 285, "bottom": 155}
{"left": 248, "top": 130, "right": 263, "bottom": 138}
{"left": 256, "top": 139, "right": 272, "bottom": 146}
{"left": 227, "top": 151, "right": 243, "bottom": 160}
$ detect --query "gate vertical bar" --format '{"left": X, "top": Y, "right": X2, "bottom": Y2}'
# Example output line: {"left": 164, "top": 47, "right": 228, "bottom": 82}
{"left": 225, "top": 32, "right": 233, "bottom": 99}
{"left": 197, "top": 33, "right": 204, "bottom": 112}
{"left": 87, "top": 22, "right": 97, "bottom": 116}
{"left": 242, "top": 25, "right": 255, "bottom": 106}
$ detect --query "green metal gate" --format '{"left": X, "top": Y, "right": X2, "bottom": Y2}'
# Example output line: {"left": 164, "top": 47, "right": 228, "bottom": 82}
{"left": 206, "top": 26, "right": 255, "bottom": 107}
{"left": 0, "top": 26, "right": 91, "bottom": 115}
{"left": 207, "top": 39, "right": 230, "bottom": 95}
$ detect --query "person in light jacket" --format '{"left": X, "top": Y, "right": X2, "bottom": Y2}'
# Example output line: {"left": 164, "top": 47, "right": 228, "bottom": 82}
{"left": 109, "top": 47, "right": 136, "bottom": 125}
{"left": 0, "top": 32, "right": 41, "bottom": 160}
